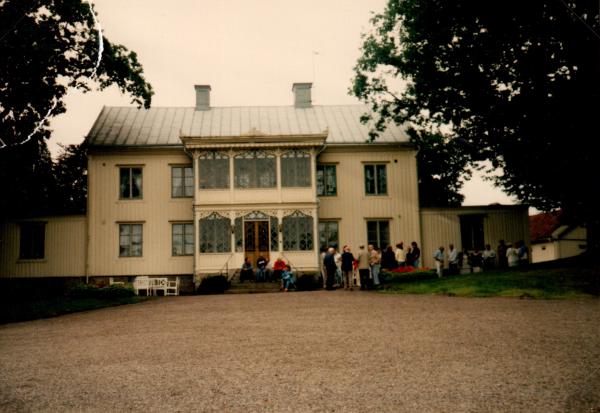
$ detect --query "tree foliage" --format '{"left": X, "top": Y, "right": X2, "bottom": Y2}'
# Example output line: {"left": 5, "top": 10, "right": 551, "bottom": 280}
{"left": 413, "top": 131, "right": 470, "bottom": 207}
{"left": 352, "top": 0, "right": 600, "bottom": 249}
{"left": 0, "top": 0, "right": 153, "bottom": 217}
{"left": 53, "top": 141, "right": 88, "bottom": 214}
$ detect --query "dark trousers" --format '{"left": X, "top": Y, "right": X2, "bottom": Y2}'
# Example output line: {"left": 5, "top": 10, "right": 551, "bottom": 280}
{"left": 449, "top": 263, "right": 459, "bottom": 275}
{"left": 326, "top": 268, "right": 336, "bottom": 290}
{"left": 240, "top": 269, "right": 253, "bottom": 282}
{"left": 359, "top": 269, "right": 370, "bottom": 290}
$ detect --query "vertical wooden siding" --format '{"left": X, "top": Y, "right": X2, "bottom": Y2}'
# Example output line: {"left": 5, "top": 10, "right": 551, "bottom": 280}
{"left": 318, "top": 146, "right": 421, "bottom": 252}
{"left": 87, "top": 149, "right": 194, "bottom": 276}
{"left": 0, "top": 216, "right": 86, "bottom": 278}
{"left": 420, "top": 206, "right": 530, "bottom": 268}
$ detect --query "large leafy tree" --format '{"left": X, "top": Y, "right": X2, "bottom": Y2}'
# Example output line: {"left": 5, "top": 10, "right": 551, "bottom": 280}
{"left": 53, "top": 142, "right": 88, "bottom": 214}
{"left": 0, "top": 0, "right": 153, "bottom": 217}
{"left": 352, "top": 0, "right": 600, "bottom": 252}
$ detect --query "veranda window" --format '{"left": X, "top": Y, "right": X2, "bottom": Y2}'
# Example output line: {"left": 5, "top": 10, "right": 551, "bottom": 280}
{"left": 199, "top": 213, "right": 231, "bottom": 253}
{"left": 234, "top": 150, "right": 276, "bottom": 188}
{"left": 199, "top": 151, "right": 229, "bottom": 189}
{"left": 283, "top": 211, "right": 314, "bottom": 251}
{"left": 281, "top": 150, "right": 311, "bottom": 187}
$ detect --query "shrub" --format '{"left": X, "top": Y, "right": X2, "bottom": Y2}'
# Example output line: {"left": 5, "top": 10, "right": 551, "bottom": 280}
{"left": 99, "top": 285, "right": 136, "bottom": 298}
{"left": 197, "top": 275, "right": 229, "bottom": 295}
{"left": 296, "top": 272, "right": 320, "bottom": 291}
{"left": 67, "top": 284, "right": 135, "bottom": 299}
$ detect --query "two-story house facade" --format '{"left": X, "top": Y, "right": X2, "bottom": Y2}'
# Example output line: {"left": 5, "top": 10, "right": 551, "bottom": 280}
{"left": 84, "top": 83, "right": 420, "bottom": 285}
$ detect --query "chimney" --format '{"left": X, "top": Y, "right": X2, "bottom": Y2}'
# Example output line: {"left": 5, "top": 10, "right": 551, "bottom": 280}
{"left": 292, "top": 82, "right": 312, "bottom": 108}
{"left": 194, "top": 85, "right": 211, "bottom": 110}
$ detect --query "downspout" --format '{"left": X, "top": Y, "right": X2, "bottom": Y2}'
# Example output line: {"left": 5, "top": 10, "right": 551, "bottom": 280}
{"left": 315, "top": 140, "right": 327, "bottom": 271}
{"left": 183, "top": 144, "right": 198, "bottom": 289}
{"left": 85, "top": 153, "right": 92, "bottom": 284}
{"left": 413, "top": 144, "right": 424, "bottom": 265}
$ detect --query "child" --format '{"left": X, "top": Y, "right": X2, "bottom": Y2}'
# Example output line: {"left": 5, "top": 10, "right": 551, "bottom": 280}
{"left": 281, "top": 265, "right": 295, "bottom": 292}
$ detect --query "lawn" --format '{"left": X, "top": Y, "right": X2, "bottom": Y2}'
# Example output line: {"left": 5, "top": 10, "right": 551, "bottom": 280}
{"left": 378, "top": 257, "right": 600, "bottom": 299}
{"left": 0, "top": 285, "right": 148, "bottom": 324}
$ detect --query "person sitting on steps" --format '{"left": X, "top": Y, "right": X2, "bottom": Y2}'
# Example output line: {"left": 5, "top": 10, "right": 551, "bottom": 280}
{"left": 256, "top": 256, "right": 268, "bottom": 282}
{"left": 240, "top": 257, "right": 254, "bottom": 283}
{"left": 281, "top": 265, "right": 295, "bottom": 292}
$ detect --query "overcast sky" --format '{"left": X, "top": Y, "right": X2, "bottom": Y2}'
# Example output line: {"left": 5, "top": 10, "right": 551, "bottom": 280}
{"left": 48, "top": 0, "right": 517, "bottom": 207}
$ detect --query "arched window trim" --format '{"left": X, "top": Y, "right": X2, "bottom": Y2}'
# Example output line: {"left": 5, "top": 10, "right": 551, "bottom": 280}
{"left": 199, "top": 212, "right": 231, "bottom": 253}
{"left": 282, "top": 210, "right": 314, "bottom": 251}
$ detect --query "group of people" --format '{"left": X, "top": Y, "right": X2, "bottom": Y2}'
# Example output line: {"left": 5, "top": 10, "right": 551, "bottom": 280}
{"left": 320, "top": 242, "right": 422, "bottom": 291}
{"left": 240, "top": 256, "right": 296, "bottom": 291}
{"left": 432, "top": 240, "right": 529, "bottom": 278}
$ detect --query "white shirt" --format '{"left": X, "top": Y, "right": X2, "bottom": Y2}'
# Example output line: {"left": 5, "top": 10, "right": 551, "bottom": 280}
{"left": 395, "top": 248, "right": 406, "bottom": 263}
{"left": 507, "top": 248, "right": 519, "bottom": 266}
{"left": 334, "top": 252, "right": 342, "bottom": 269}
{"left": 448, "top": 249, "right": 458, "bottom": 264}
{"left": 483, "top": 249, "right": 496, "bottom": 259}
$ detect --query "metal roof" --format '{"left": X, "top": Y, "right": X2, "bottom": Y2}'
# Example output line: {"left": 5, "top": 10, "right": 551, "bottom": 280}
{"left": 86, "top": 105, "right": 410, "bottom": 147}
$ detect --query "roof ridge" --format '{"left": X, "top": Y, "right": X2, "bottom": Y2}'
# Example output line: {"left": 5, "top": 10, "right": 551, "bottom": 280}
{"left": 100, "top": 104, "right": 368, "bottom": 109}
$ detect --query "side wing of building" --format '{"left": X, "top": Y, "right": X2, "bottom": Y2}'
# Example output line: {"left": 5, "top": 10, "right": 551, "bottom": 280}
{"left": 420, "top": 206, "right": 530, "bottom": 269}
{"left": 0, "top": 215, "right": 87, "bottom": 278}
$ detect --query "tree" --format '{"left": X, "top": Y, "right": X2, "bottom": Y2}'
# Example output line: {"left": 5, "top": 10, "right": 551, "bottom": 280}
{"left": 411, "top": 130, "right": 470, "bottom": 207}
{"left": 53, "top": 142, "right": 88, "bottom": 214}
{"left": 0, "top": 0, "right": 153, "bottom": 217}
{"left": 352, "top": 0, "right": 600, "bottom": 253}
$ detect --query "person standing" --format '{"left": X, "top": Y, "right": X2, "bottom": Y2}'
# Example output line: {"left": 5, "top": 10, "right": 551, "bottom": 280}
{"left": 405, "top": 246, "right": 414, "bottom": 267}
{"left": 506, "top": 243, "right": 519, "bottom": 267}
{"left": 382, "top": 245, "right": 397, "bottom": 270}
{"left": 411, "top": 242, "right": 421, "bottom": 268}
{"left": 395, "top": 242, "right": 406, "bottom": 267}
{"left": 482, "top": 244, "right": 497, "bottom": 270}
{"left": 323, "top": 247, "right": 337, "bottom": 290}
{"left": 517, "top": 241, "right": 529, "bottom": 267}
{"left": 334, "top": 247, "right": 343, "bottom": 287}
{"left": 471, "top": 249, "right": 483, "bottom": 272}
{"left": 319, "top": 247, "right": 327, "bottom": 288}
{"left": 357, "top": 245, "right": 371, "bottom": 290}
{"left": 368, "top": 244, "right": 381, "bottom": 286}
{"left": 448, "top": 244, "right": 459, "bottom": 275}
{"left": 460, "top": 248, "right": 472, "bottom": 274}
{"left": 341, "top": 245, "right": 355, "bottom": 291}
{"left": 497, "top": 240, "right": 508, "bottom": 268}
{"left": 433, "top": 246, "right": 445, "bottom": 278}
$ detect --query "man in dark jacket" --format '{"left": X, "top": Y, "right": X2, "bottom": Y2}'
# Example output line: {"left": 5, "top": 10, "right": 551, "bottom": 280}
{"left": 323, "top": 247, "right": 337, "bottom": 290}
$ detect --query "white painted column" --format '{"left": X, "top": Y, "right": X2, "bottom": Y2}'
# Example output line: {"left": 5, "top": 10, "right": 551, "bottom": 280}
{"left": 192, "top": 151, "right": 200, "bottom": 286}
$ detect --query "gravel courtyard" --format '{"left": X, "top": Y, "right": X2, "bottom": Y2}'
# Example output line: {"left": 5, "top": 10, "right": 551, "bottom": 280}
{"left": 1, "top": 292, "right": 599, "bottom": 412}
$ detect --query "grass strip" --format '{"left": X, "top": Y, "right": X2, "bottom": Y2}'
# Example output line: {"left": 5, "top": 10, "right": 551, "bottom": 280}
{"left": 0, "top": 296, "right": 147, "bottom": 324}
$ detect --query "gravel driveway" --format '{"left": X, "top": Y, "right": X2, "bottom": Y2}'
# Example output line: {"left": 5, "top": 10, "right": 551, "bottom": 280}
{"left": 1, "top": 291, "right": 599, "bottom": 412}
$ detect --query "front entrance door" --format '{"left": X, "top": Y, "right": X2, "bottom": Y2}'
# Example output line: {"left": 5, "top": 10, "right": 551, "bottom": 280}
{"left": 244, "top": 220, "right": 270, "bottom": 266}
